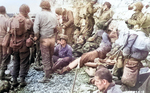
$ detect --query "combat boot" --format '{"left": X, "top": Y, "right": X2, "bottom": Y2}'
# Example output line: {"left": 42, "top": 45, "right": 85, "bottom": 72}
{"left": 38, "top": 70, "right": 52, "bottom": 83}
{"left": 0, "top": 70, "right": 5, "bottom": 80}
{"left": 34, "top": 65, "right": 43, "bottom": 71}
{"left": 20, "top": 77, "right": 27, "bottom": 87}
{"left": 38, "top": 76, "right": 50, "bottom": 83}
{"left": 52, "top": 61, "right": 62, "bottom": 72}
{"left": 11, "top": 78, "right": 19, "bottom": 87}
{"left": 58, "top": 66, "right": 71, "bottom": 74}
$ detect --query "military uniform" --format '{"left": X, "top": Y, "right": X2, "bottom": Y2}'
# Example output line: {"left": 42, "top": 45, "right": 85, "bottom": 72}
{"left": 80, "top": 2, "right": 98, "bottom": 40}
{"left": 96, "top": 9, "right": 114, "bottom": 30}
{"left": 126, "top": 1, "right": 144, "bottom": 30}
{"left": 138, "top": 12, "right": 150, "bottom": 36}
{"left": 0, "top": 9, "right": 11, "bottom": 80}
{"left": 10, "top": 4, "right": 34, "bottom": 87}
{"left": 127, "top": 11, "right": 144, "bottom": 29}
{"left": 62, "top": 10, "right": 75, "bottom": 45}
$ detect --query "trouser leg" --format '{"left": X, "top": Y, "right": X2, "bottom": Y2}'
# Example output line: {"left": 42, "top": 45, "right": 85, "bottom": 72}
{"left": 12, "top": 52, "right": 20, "bottom": 79}
{"left": 0, "top": 45, "right": 2, "bottom": 68}
{"left": 0, "top": 54, "right": 11, "bottom": 79}
{"left": 40, "top": 39, "right": 55, "bottom": 78}
{"left": 52, "top": 57, "right": 72, "bottom": 71}
{"left": 52, "top": 55, "right": 59, "bottom": 63}
{"left": 19, "top": 51, "right": 30, "bottom": 78}
{"left": 1, "top": 54, "right": 11, "bottom": 71}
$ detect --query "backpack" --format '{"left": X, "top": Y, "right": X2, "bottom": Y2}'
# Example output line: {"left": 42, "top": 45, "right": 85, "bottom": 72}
{"left": 10, "top": 14, "right": 33, "bottom": 51}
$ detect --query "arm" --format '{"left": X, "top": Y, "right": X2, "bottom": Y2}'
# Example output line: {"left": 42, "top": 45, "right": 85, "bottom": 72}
{"left": 84, "top": 62, "right": 98, "bottom": 67}
{"left": 63, "top": 11, "right": 74, "bottom": 28}
{"left": 127, "top": 12, "right": 144, "bottom": 25}
{"left": 54, "top": 45, "right": 59, "bottom": 56}
{"left": 66, "top": 45, "right": 73, "bottom": 58}
{"left": 33, "top": 13, "right": 40, "bottom": 41}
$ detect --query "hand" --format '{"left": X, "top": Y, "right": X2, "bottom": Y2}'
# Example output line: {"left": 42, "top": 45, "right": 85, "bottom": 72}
{"left": 62, "top": 25, "right": 66, "bottom": 29}
{"left": 33, "top": 37, "right": 37, "bottom": 41}
{"left": 58, "top": 58, "right": 63, "bottom": 62}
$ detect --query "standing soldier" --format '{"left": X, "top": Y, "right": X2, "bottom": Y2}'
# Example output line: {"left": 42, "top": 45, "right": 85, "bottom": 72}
{"left": 126, "top": 1, "right": 144, "bottom": 30}
{"left": 80, "top": 0, "right": 98, "bottom": 40}
{"left": 33, "top": 1, "right": 58, "bottom": 83}
{"left": 0, "top": 6, "right": 11, "bottom": 80}
{"left": 138, "top": 3, "right": 150, "bottom": 37}
{"left": 89, "top": 1, "right": 114, "bottom": 41}
{"left": 10, "top": 4, "right": 34, "bottom": 87}
{"left": 55, "top": 7, "right": 75, "bottom": 45}
{"left": 96, "top": 2, "right": 113, "bottom": 30}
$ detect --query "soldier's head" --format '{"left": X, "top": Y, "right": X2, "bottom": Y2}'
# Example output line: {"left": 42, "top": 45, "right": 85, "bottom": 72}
{"left": 19, "top": 4, "right": 30, "bottom": 18}
{"left": 91, "top": 0, "right": 97, "bottom": 5}
{"left": 107, "top": 20, "right": 119, "bottom": 43}
{"left": 73, "top": 28, "right": 80, "bottom": 41}
{"left": 131, "top": 1, "right": 143, "bottom": 11}
{"left": 146, "top": 4, "right": 149, "bottom": 9}
{"left": 0, "top": 6, "right": 6, "bottom": 14}
{"left": 103, "top": 2, "right": 111, "bottom": 11}
{"left": 40, "top": 1, "right": 51, "bottom": 11}
{"left": 60, "top": 34, "right": 68, "bottom": 45}
{"left": 94, "top": 67, "right": 112, "bottom": 91}
{"left": 55, "top": 8, "right": 66, "bottom": 16}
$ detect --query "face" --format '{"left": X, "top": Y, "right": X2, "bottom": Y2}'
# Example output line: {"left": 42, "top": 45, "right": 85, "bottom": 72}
{"left": 103, "top": 4, "right": 108, "bottom": 11}
{"left": 133, "top": 5, "right": 137, "bottom": 11}
{"left": 108, "top": 22, "right": 118, "bottom": 42}
{"left": 94, "top": 76, "right": 105, "bottom": 91}
{"left": 91, "top": 1, "right": 97, "bottom": 5}
{"left": 60, "top": 39, "right": 66, "bottom": 45}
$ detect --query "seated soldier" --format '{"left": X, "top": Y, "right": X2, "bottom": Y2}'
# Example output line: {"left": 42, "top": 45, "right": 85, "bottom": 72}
{"left": 52, "top": 34, "right": 74, "bottom": 72}
{"left": 94, "top": 66, "right": 122, "bottom": 93}
{"left": 58, "top": 20, "right": 118, "bottom": 74}
{"left": 88, "top": 21, "right": 150, "bottom": 90}
{"left": 34, "top": 34, "right": 74, "bottom": 72}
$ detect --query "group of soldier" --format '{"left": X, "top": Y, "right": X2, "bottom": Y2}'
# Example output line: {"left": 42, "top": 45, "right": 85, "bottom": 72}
{"left": 0, "top": 0, "right": 150, "bottom": 92}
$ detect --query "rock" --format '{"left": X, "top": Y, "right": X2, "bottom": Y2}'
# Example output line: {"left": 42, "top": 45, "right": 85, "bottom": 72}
{"left": 0, "top": 80, "right": 11, "bottom": 93}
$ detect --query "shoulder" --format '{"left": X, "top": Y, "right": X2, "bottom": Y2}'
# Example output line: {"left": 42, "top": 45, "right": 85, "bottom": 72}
{"left": 56, "top": 44, "right": 61, "bottom": 48}
{"left": 107, "top": 9, "right": 114, "bottom": 14}
{"left": 67, "top": 44, "right": 73, "bottom": 50}
{"left": 107, "top": 85, "right": 122, "bottom": 93}
{"left": 67, "top": 10, "right": 73, "bottom": 14}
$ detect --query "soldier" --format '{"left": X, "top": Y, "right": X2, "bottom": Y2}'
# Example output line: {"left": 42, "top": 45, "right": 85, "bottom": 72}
{"left": 10, "top": 4, "right": 34, "bottom": 87}
{"left": 0, "top": 6, "right": 11, "bottom": 80}
{"left": 81, "top": 2, "right": 113, "bottom": 54}
{"left": 90, "top": 21, "right": 150, "bottom": 89}
{"left": 126, "top": 1, "right": 144, "bottom": 30}
{"left": 55, "top": 7, "right": 75, "bottom": 45}
{"left": 33, "top": 1, "right": 58, "bottom": 83}
{"left": 137, "top": 3, "right": 150, "bottom": 37}
{"left": 52, "top": 34, "right": 73, "bottom": 71}
{"left": 94, "top": 67, "right": 122, "bottom": 93}
{"left": 90, "top": 2, "right": 114, "bottom": 41}
{"left": 58, "top": 20, "right": 116, "bottom": 74}
{"left": 96, "top": 2, "right": 114, "bottom": 30}
{"left": 80, "top": 0, "right": 98, "bottom": 40}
